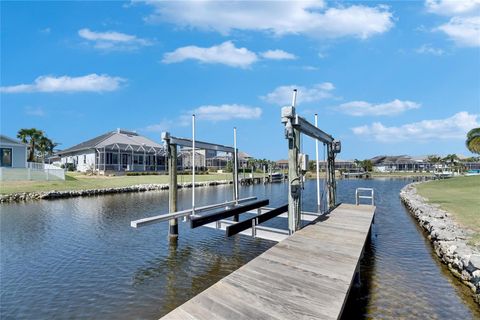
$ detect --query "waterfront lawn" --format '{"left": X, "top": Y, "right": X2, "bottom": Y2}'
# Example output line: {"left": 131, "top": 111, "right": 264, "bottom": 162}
{"left": 416, "top": 176, "right": 480, "bottom": 245}
{"left": 0, "top": 172, "right": 234, "bottom": 195}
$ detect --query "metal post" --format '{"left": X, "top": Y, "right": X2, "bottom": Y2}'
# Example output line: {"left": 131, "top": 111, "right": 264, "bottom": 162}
{"left": 103, "top": 147, "right": 106, "bottom": 173}
{"left": 315, "top": 114, "right": 320, "bottom": 211}
{"left": 326, "top": 144, "right": 336, "bottom": 209}
{"left": 233, "top": 127, "right": 239, "bottom": 202}
{"left": 192, "top": 114, "right": 196, "bottom": 216}
{"left": 286, "top": 90, "right": 301, "bottom": 234}
{"left": 118, "top": 147, "right": 120, "bottom": 172}
{"left": 233, "top": 127, "right": 239, "bottom": 221}
{"left": 168, "top": 141, "right": 178, "bottom": 239}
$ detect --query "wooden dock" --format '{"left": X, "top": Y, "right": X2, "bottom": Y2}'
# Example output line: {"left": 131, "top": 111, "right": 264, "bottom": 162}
{"left": 161, "top": 203, "right": 376, "bottom": 320}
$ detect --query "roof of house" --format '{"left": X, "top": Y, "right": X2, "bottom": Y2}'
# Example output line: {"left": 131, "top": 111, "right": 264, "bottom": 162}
{"left": 0, "top": 135, "right": 27, "bottom": 146}
{"left": 58, "top": 129, "right": 164, "bottom": 155}
{"left": 238, "top": 151, "right": 252, "bottom": 160}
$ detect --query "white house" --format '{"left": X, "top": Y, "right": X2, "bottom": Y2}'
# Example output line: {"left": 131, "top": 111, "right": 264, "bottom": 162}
{"left": 57, "top": 129, "right": 166, "bottom": 173}
{"left": 0, "top": 135, "right": 27, "bottom": 168}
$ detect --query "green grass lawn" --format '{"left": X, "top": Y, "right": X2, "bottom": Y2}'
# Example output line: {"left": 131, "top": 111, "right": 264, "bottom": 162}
{"left": 0, "top": 172, "right": 236, "bottom": 194}
{"left": 416, "top": 176, "right": 480, "bottom": 245}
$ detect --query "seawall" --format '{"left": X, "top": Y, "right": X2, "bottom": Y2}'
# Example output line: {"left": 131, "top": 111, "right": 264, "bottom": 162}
{"left": 0, "top": 180, "right": 232, "bottom": 203}
{"left": 400, "top": 182, "right": 480, "bottom": 304}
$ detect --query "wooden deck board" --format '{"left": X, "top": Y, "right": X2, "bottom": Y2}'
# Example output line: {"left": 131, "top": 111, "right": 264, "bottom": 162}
{"left": 161, "top": 203, "right": 375, "bottom": 320}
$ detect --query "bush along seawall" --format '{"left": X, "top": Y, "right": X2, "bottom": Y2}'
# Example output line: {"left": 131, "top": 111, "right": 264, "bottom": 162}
{"left": 401, "top": 182, "right": 480, "bottom": 304}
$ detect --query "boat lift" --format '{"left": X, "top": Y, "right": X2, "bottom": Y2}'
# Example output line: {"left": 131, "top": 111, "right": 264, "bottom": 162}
{"left": 281, "top": 89, "right": 341, "bottom": 233}
{"left": 130, "top": 90, "right": 340, "bottom": 242}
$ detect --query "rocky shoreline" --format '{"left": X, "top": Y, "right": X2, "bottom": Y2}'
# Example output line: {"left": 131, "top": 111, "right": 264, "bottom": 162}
{"left": 400, "top": 182, "right": 480, "bottom": 304}
{"left": 0, "top": 180, "right": 232, "bottom": 203}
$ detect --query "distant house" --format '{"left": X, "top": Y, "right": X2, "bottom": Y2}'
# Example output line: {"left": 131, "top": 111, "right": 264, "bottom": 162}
{"left": 370, "top": 155, "right": 429, "bottom": 172}
{"left": 57, "top": 129, "right": 165, "bottom": 173}
{"left": 179, "top": 148, "right": 216, "bottom": 169}
{"left": 0, "top": 135, "right": 27, "bottom": 168}
{"left": 179, "top": 149, "right": 252, "bottom": 171}
{"left": 276, "top": 160, "right": 289, "bottom": 170}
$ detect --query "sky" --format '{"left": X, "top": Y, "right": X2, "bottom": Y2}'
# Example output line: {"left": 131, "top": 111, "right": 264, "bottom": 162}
{"left": 1, "top": 0, "right": 479, "bottom": 161}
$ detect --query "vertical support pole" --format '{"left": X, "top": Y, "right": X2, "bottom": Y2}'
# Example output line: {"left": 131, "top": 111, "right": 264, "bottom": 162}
{"left": 232, "top": 127, "right": 239, "bottom": 221}
{"left": 315, "top": 114, "right": 321, "bottom": 211}
{"left": 168, "top": 141, "right": 178, "bottom": 240}
{"left": 286, "top": 90, "right": 301, "bottom": 234}
{"left": 263, "top": 165, "right": 266, "bottom": 184}
{"left": 192, "top": 114, "right": 196, "bottom": 216}
{"left": 326, "top": 144, "right": 336, "bottom": 209}
{"left": 103, "top": 147, "right": 106, "bottom": 173}
{"left": 288, "top": 125, "right": 301, "bottom": 234}
{"left": 118, "top": 147, "right": 120, "bottom": 172}
{"left": 233, "top": 127, "right": 239, "bottom": 203}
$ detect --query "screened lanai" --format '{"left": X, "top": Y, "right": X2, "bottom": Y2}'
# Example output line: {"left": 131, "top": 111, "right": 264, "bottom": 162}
{"left": 58, "top": 129, "right": 166, "bottom": 173}
{"left": 93, "top": 130, "right": 166, "bottom": 172}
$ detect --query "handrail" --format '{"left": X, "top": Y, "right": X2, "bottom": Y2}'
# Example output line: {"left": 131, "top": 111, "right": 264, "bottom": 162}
{"left": 355, "top": 188, "right": 374, "bottom": 205}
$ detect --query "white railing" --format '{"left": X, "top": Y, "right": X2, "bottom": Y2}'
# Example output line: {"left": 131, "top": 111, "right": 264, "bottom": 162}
{"left": 355, "top": 188, "right": 375, "bottom": 205}
{"left": 0, "top": 162, "right": 65, "bottom": 181}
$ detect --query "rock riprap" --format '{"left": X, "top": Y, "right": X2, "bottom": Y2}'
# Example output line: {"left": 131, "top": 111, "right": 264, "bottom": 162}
{"left": 400, "top": 182, "right": 480, "bottom": 304}
{"left": 0, "top": 180, "right": 232, "bottom": 203}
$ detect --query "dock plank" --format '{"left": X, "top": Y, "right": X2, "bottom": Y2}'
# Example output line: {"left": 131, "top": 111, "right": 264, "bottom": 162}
{"left": 161, "top": 203, "right": 375, "bottom": 320}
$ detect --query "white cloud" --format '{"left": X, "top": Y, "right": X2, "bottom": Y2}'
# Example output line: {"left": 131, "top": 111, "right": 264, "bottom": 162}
{"left": 40, "top": 27, "right": 51, "bottom": 34}
{"left": 262, "top": 83, "right": 335, "bottom": 106}
{"left": 145, "top": 104, "right": 262, "bottom": 132}
{"left": 144, "top": 119, "right": 174, "bottom": 133}
{"left": 415, "top": 44, "right": 445, "bottom": 55}
{"left": 24, "top": 106, "right": 45, "bottom": 117}
{"left": 352, "top": 112, "right": 479, "bottom": 142}
{"left": 436, "top": 16, "right": 480, "bottom": 47}
{"left": 302, "top": 66, "right": 319, "bottom": 71}
{"left": 337, "top": 99, "right": 421, "bottom": 116}
{"left": 191, "top": 104, "right": 262, "bottom": 121}
{"left": 260, "top": 50, "right": 296, "bottom": 60}
{"left": 162, "top": 41, "right": 258, "bottom": 68}
{"left": 142, "top": 1, "right": 393, "bottom": 39}
{"left": 425, "top": 1, "right": 480, "bottom": 47}
{"left": 426, "top": 0, "right": 480, "bottom": 16}
{"left": 78, "top": 28, "right": 152, "bottom": 50}
{"left": 0, "top": 74, "right": 126, "bottom": 93}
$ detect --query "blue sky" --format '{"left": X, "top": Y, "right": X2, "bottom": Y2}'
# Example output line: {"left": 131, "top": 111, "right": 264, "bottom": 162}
{"left": 1, "top": 0, "right": 479, "bottom": 160}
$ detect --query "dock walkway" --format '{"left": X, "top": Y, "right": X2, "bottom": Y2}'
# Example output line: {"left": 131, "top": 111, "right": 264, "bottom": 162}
{"left": 161, "top": 203, "right": 376, "bottom": 320}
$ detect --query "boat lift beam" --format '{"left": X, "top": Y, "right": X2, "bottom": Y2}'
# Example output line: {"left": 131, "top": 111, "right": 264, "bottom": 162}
{"left": 190, "top": 199, "right": 269, "bottom": 229}
{"left": 131, "top": 196, "right": 257, "bottom": 228}
{"left": 226, "top": 204, "right": 288, "bottom": 237}
{"left": 162, "top": 134, "right": 235, "bottom": 153}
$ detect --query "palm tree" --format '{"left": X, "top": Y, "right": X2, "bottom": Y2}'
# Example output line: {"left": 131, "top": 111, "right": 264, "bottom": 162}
{"left": 442, "top": 154, "right": 459, "bottom": 170}
{"left": 466, "top": 128, "right": 480, "bottom": 155}
{"left": 426, "top": 155, "right": 442, "bottom": 172}
{"left": 17, "top": 128, "right": 44, "bottom": 161}
{"left": 37, "top": 136, "right": 56, "bottom": 161}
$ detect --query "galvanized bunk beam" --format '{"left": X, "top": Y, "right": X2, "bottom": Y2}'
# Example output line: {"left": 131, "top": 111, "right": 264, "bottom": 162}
{"left": 226, "top": 204, "right": 288, "bottom": 237}
{"left": 190, "top": 199, "right": 269, "bottom": 229}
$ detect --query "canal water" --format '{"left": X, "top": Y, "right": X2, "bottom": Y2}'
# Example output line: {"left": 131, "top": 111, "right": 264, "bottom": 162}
{"left": 1, "top": 179, "right": 479, "bottom": 319}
